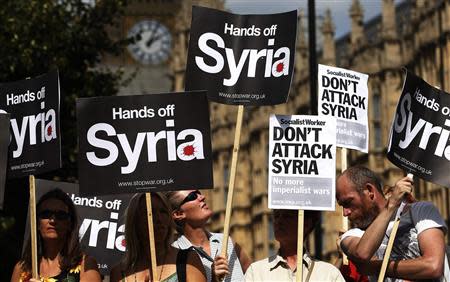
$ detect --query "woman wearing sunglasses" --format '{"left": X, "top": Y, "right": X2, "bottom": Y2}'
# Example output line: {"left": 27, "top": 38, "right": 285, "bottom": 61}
{"left": 10, "top": 189, "right": 101, "bottom": 282}
{"left": 165, "top": 190, "right": 251, "bottom": 282}
{"left": 110, "top": 192, "right": 206, "bottom": 282}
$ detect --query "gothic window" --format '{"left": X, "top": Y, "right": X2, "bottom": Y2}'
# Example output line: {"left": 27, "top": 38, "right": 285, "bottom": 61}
{"left": 372, "top": 86, "right": 383, "bottom": 149}
{"left": 268, "top": 215, "right": 276, "bottom": 256}
{"left": 223, "top": 163, "right": 229, "bottom": 186}
{"left": 372, "top": 86, "right": 381, "bottom": 120}
{"left": 223, "top": 163, "right": 229, "bottom": 206}
{"left": 268, "top": 215, "right": 274, "bottom": 241}
{"left": 374, "top": 123, "right": 383, "bottom": 149}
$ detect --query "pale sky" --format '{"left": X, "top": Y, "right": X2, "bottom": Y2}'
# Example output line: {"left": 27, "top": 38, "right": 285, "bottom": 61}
{"left": 225, "top": 0, "right": 405, "bottom": 39}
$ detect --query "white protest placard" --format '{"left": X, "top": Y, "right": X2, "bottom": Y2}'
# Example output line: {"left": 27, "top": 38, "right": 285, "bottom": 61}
{"left": 268, "top": 115, "right": 336, "bottom": 210}
{"left": 318, "top": 64, "right": 369, "bottom": 153}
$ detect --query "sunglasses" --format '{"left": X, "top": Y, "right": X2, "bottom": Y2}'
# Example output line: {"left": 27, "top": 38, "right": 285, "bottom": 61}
{"left": 38, "top": 209, "right": 70, "bottom": 220}
{"left": 178, "top": 190, "right": 201, "bottom": 209}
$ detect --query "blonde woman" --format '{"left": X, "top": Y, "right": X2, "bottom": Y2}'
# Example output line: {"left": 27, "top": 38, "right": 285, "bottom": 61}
{"left": 110, "top": 192, "right": 206, "bottom": 282}
{"left": 165, "top": 190, "right": 251, "bottom": 282}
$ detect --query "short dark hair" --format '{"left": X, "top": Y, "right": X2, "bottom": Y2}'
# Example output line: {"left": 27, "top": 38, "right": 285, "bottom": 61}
{"left": 343, "top": 165, "right": 383, "bottom": 194}
{"left": 273, "top": 209, "right": 320, "bottom": 226}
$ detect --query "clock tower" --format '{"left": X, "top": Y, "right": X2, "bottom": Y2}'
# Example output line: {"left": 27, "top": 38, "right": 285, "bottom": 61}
{"left": 103, "top": 0, "right": 225, "bottom": 94}
{"left": 105, "top": 1, "right": 183, "bottom": 95}
{"left": 127, "top": 19, "right": 172, "bottom": 66}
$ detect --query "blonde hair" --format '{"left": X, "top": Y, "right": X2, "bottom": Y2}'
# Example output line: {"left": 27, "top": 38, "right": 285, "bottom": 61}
{"left": 163, "top": 191, "right": 186, "bottom": 234}
{"left": 122, "top": 192, "right": 174, "bottom": 272}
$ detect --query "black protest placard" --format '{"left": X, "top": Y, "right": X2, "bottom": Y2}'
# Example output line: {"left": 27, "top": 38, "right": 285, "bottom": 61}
{"left": 185, "top": 6, "right": 297, "bottom": 106}
{"left": 77, "top": 91, "right": 213, "bottom": 196}
{"left": 388, "top": 70, "right": 450, "bottom": 187}
{"left": 24, "top": 179, "right": 132, "bottom": 276}
{"left": 0, "top": 71, "right": 61, "bottom": 178}
{"left": 0, "top": 113, "right": 10, "bottom": 209}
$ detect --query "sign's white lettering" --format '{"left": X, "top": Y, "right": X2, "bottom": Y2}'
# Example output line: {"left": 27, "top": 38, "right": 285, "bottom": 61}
{"left": 195, "top": 32, "right": 290, "bottom": 86}
{"left": 86, "top": 120, "right": 205, "bottom": 174}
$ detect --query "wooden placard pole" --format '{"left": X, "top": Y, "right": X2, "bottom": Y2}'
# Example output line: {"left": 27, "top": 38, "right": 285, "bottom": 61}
{"left": 221, "top": 105, "right": 244, "bottom": 258}
{"left": 340, "top": 148, "right": 349, "bottom": 265}
{"left": 377, "top": 173, "right": 413, "bottom": 282}
{"left": 29, "top": 175, "right": 39, "bottom": 279}
{"left": 377, "top": 219, "right": 400, "bottom": 282}
{"left": 145, "top": 193, "right": 158, "bottom": 282}
{"left": 296, "top": 210, "right": 304, "bottom": 282}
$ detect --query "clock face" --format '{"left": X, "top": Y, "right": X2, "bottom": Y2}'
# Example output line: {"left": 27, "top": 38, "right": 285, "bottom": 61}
{"left": 127, "top": 20, "right": 172, "bottom": 65}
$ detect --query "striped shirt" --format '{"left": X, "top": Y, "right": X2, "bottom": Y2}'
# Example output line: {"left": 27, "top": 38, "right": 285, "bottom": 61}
{"left": 172, "top": 232, "right": 244, "bottom": 282}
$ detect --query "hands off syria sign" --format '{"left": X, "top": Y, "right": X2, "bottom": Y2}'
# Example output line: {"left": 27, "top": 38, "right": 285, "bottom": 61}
{"left": 25, "top": 180, "right": 132, "bottom": 276}
{"left": 0, "top": 70, "right": 61, "bottom": 178}
{"left": 77, "top": 92, "right": 213, "bottom": 196}
{"left": 388, "top": 71, "right": 450, "bottom": 187}
{"left": 185, "top": 6, "right": 297, "bottom": 105}
{"left": 0, "top": 114, "right": 9, "bottom": 209}
{"left": 318, "top": 65, "right": 368, "bottom": 152}
{"left": 268, "top": 115, "right": 336, "bottom": 210}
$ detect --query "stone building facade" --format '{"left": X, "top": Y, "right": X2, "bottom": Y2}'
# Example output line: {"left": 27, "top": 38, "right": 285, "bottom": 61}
{"left": 113, "top": 0, "right": 450, "bottom": 262}
{"left": 196, "top": 0, "right": 450, "bottom": 262}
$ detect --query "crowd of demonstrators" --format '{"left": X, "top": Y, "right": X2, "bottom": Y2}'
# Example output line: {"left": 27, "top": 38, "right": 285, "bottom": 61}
{"left": 245, "top": 209, "right": 345, "bottom": 282}
{"left": 10, "top": 175, "right": 450, "bottom": 282}
{"left": 337, "top": 166, "right": 450, "bottom": 282}
{"left": 110, "top": 192, "right": 206, "bottom": 282}
{"left": 10, "top": 189, "right": 101, "bottom": 282}
{"left": 164, "top": 190, "right": 252, "bottom": 282}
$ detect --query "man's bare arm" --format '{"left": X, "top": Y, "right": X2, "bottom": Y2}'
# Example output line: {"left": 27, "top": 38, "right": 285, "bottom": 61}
{"left": 346, "top": 228, "right": 445, "bottom": 280}
{"left": 341, "top": 177, "right": 412, "bottom": 262}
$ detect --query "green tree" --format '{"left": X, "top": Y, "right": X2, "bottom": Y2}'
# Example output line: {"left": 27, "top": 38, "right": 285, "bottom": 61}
{"left": 0, "top": 1, "right": 129, "bottom": 280}
{"left": 0, "top": 0, "right": 129, "bottom": 180}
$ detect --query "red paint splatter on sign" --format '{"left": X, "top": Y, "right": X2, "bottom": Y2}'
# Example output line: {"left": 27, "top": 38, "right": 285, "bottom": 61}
{"left": 47, "top": 126, "right": 52, "bottom": 136}
{"left": 121, "top": 239, "right": 126, "bottom": 247}
{"left": 183, "top": 145, "right": 195, "bottom": 156}
{"left": 276, "top": 63, "right": 284, "bottom": 73}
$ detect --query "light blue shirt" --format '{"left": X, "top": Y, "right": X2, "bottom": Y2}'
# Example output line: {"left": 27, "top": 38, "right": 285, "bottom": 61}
{"left": 172, "top": 232, "right": 244, "bottom": 282}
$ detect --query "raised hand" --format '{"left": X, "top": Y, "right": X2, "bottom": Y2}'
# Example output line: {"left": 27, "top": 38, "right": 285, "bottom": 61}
{"left": 212, "top": 255, "right": 230, "bottom": 282}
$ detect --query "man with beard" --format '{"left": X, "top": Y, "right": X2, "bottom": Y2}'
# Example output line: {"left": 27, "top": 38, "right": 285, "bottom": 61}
{"left": 337, "top": 166, "right": 449, "bottom": 282}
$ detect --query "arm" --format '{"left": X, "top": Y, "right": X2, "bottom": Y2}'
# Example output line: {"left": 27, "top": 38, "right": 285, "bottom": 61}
{"left": 384, "top": 227, "right": 445, "bottom": 279}
{"left": 80, "top": 255, "right": 102, "bottom": 282}
{"left": 341, "top": 177, "right": 413, "bottom": 262}
{"left": 234, "top": 242, "right": 252, "bottom": 273}
{"left": 351, "top": 227, "right": 445, "bottom": 280}
{"left": 186, "top": 251, "right": 207, "bottom": 282}
{"left": 10, "top": 262, "right": 23, "bottom": 282}
{"left": 10, "top": 263, "right": 40, "bottom": 282}
{"left": 341, "top": 206, "right": 396, "bottom": 262}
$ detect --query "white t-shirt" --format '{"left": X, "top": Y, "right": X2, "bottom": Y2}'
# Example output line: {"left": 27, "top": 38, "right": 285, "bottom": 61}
{"left": 340, "top": 201, "right": 449, "bottom": 282}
